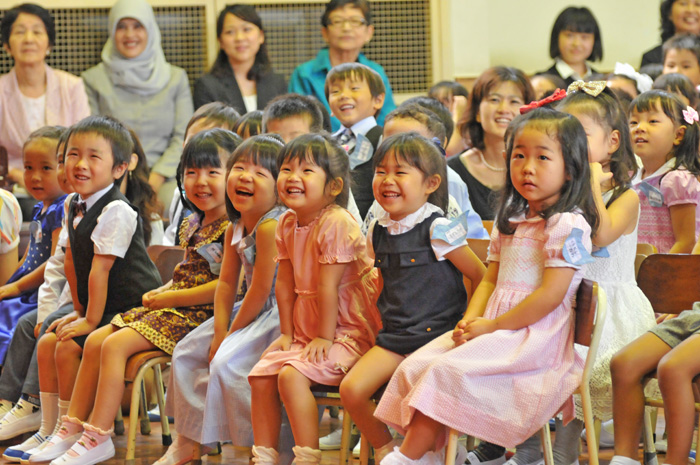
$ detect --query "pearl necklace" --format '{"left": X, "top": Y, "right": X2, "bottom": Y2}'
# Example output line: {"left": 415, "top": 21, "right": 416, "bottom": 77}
{"left": 478, "top": 150, "right": 506, "bottom": 172}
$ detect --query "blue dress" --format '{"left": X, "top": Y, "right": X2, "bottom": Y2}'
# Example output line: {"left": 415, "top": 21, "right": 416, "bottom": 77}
{"left": 0, "top": 195, "right": 66, "bottom": 362}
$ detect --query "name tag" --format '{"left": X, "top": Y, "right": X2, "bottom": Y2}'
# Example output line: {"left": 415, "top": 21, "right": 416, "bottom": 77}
{"left": 30, "top": 220, "right": 42, "bottom": 243}
{"left": 563, "top": 228, "right": 594, "bottom": 266}
{"left": 197, "top": 242, "right": 224, "bottom": 275}
{"left": 639, "top": 182, "right": 665, "bottom": 207}
{"left": 348, "top": 134, "right": 374, "bottom": 169}
{"left": 432, "top": 212, "right": 469, "bottom": 245}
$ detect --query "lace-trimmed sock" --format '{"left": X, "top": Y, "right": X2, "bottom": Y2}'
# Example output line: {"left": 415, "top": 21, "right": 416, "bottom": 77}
{"left": 64, "top": 423, "right": 112, "bottom": 458}
{"left": 292, "top": 446, "right": 322, "bottom": 465}
{"left": 252, "top": 445, "right": 279, "bottom": 465}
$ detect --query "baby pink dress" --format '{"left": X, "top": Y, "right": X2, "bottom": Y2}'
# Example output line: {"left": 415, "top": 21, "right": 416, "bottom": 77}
{"left": 374, "top": 212, "right": 589, "bottom": 449}
{"left": 248, "top": 205, "right": 381, "bottom": 385}
{"left": 634, "top": 159, "right": 700, "bottom": 253}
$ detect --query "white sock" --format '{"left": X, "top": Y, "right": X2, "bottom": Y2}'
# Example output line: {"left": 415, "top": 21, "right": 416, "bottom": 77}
{"left": 292, "top": 446, "right": 321, "bottom": 465}
{"left": 609, "top": 456, "right": 641, "bottom": 465}
{"left": 58, "top": 399, "right": 70, "bottom": 419}
{"left": 0, "top": 399, "right": 13, "bottom": 419}
{"left": 38, "top": 392, "right": 58, "bottom": 437}
{"left": 252, "top": 445, "right": 279, "bottom": 465}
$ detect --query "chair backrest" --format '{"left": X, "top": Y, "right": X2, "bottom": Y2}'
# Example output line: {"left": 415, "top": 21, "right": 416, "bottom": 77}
{"left": 637, "top": 254, "right": 700, "bottom": 314}
{"left": 574, "top": 279, "right": 599, "bottom": 347}
{"left": 147, "top": 245, "right": 185, "bottom": 284}
{"left": 634, "top": 253, "right": 647, "bottom": 279}
{"left": 636, "top": 243, "right": 658, "bottom": 255}
{"left": 482, "top": 220, "right": 493, "bottom": 235}
{"left": 468, "top": 238, "right": 489, "bottom": 264}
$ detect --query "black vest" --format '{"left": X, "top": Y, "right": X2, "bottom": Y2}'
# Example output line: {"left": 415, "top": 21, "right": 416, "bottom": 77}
{"left": 350, "top": 125, "right": 383, "bottom": 220}
{"left": 67, "top": 186, "right": 162, "bottom": 315}
{"left": 373, "top": 212, "right": 467, "bottom": 354}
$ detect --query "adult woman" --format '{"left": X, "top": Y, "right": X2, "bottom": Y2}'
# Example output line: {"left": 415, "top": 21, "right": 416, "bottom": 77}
{"left": 447, "top": 67, "right": 535, "bottom": 221}
{"left": 194, "top": 5, "right": 285, "bottom": 115}
{"left": 289, "top": 0, "right": 395, "bottom": 132}
{"left": 0, "top": 3, "right": 89, "bottom": 186}
{"left": 81, "top": 0, "right": 193, "bottom": 205}
{"left": 641, "top": 0, "right": 700, "bottom": 67}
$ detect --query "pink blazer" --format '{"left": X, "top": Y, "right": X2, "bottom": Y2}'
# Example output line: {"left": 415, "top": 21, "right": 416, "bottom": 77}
{"left": 0, "top": 65, "right": 90, "bottom": 172}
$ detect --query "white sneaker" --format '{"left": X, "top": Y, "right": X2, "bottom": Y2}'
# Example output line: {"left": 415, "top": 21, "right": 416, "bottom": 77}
{"left": 28, "top": 432, "right": 82, "bottom": 463}
{"left": 353, "top": 439, "right": 362, "bottom": 457}
{"left": 466, "top": 451, "right": 506, "bottom": 465}
{"left": 3, "top": 433, "right": 47, "bottom": 462}
{"left": 319, "top": 428, "right": 343, "bottom": 451}
{"left": 50, "top": 436, "right": 115, "bottom": 465}
{"left": 0, "top": 402, "right": 41, "bottom": 440}
{"left": 581, "top": 420, "right": 615, "bottom": 449}
{"left": 502, "top": 458, "right": 543, "bottom": 465}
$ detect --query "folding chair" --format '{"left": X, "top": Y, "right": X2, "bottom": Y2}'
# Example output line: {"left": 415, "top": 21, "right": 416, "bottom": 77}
{"left": 636, "top": 254, "right": 700, "bottom": 465}
{"left": 636, "top": 243, "right": 658, "bottom": 256}
{"left": 445, "top": 279, "right": 607, "bottom": 465}
{"left": 313, "top": 385, "right": 354, "bottom": 465}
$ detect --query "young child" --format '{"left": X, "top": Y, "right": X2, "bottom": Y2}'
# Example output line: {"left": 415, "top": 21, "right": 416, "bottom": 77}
{"left": 428, "top": 81, "right": 469, "bottom": 111}
{"left": 248, "top": 133, "right": 382, "bottom": 465}
{"left": 653, "top": 72, "right": 699, "bottom": 108}
{"left": 262, "top": 93, "right": 325, "bottom": 144}
{"left": 234, "top": 110, "right": 264, "bottom": 139}
{"left": 0, "top": 189, "right": 21, "bottom": 286}
{"left": 629, "top": 90, "right": 700, "bottom": 253}
{"left": 326, "top": 62, "right": 386, "bottom": 219}
{"left": 339, "top": 132, "right": 486, "bottom": 464}
{"left": 448, "top": 66, "right": 535, "bottom": 221}
{"left": 610, "top": 252, "right": 700, "bottom": 465}
{"left": 375, "top": 107, "right": 599, "bottom": 465}
{"left": 530, "top": 74, "right": 568, "bottom": 100}
{"left": 156, "top": 135, "right": 287, "bottom": 465}
{"left": 37, "top": 128, "right": 237, "bottom": 465}
{"left": 0, "top": 127, "right": 67, "bottom": 363}
{"left": 29, "top": 116, "right": 163, "bottom": 464}
{"left": 164, "top": 101, "right": 241, "bottom": 246}
{"left": 539, "top": 6, "right": 603, "bottom": 86}
{"left": 662, "top": 33, "right": 700, "bottom": 88}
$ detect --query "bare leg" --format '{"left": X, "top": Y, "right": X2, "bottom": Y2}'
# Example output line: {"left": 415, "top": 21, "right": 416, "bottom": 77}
{"left": 64, "top": 325, "right": 115, "bottom": 420}
{"left": 340, "top": 346, "right": 404, "bottom": 449}
{"left": 89, "top": 328, "right": 154, "bottom": 430}
{"left": 399, "top": 411, "right": 442, "bottom": 460}
{"left": 37, "top": 333, "right": 59, "bottom": 394}
{"left": 610, "top": 333, "right": 671, "bottom": 459}
{"left": 657, "top": 334, "right": 700, "bottom": 465}
{"left": 278, "top": 365, "right": 317, "bottom": 447}
{"left": 251, "top": 374, "right": 282, "bottom": 448}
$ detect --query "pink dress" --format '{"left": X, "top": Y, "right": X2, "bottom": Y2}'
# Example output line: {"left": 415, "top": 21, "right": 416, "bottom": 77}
{"left": 634, "top": 159, "right": 700, "bottom": 253}
{"left": 248, "top": 205, "right": 381, "bottom": 385}
{"left": 374, "top": 212, "right": 589, "bottom": 449}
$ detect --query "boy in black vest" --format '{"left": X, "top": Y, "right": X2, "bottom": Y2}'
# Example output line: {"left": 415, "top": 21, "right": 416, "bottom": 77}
{"left": 325, "top": 63, "right": 385, "bottom": 219}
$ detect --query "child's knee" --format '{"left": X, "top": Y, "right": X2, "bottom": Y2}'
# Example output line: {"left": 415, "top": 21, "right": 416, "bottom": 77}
{"left": 278, "top": 366, "right": 307, "bottom": 397}
{"left": 55, "top": 339, "right": 81, "bottom": 363}
{"left": 610, "top": 348, "right": 640, "bottom": 383}
{"left": 657, "top": 351, "right": 690, "bottom": 386}
{"left": 339, "top": 374, "right": 365, "bottom": 408}
{"left": 37, "top": 332, "right": 57, "bottom": 358}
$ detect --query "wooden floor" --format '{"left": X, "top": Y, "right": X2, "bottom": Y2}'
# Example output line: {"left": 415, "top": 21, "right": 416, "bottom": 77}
{"left": 0, "top": 412, "right": 665, "bottom": 465}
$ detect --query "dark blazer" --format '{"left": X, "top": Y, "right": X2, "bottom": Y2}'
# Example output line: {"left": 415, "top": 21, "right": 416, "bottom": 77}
{"left": 641, "top": 45, "right": 663, "bottom": 68}
{"left": 539, "top": 63, "right": 599, "bottom": 87}
{"left": 193, "top": 65, "right": 286, "bottom": 114}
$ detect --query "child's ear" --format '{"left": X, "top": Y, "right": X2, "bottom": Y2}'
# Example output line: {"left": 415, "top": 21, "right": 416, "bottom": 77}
{"left": 372, "top": 92, "right": 385, "bottom": 112}
{"left": 127, "top": 153, "right": 138, "bottom": 172}
{"left": 425, "top": 174, "right": 441, "bottom": 194}
{"left": 328, "top": 177, "right": 344, "bottom": 196}
{"left": 607, "top": 129, "right": 621, "bottom": 155}
{"left": 112, "top": 161, "right": 128, "bottom": 180}
{"left": 674, "top": 125, "right": 687, "bottom": 146}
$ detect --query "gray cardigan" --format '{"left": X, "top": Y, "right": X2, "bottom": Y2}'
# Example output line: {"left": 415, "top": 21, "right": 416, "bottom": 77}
{"left": 82, "top": 63, "right": 193, "bottom": 179}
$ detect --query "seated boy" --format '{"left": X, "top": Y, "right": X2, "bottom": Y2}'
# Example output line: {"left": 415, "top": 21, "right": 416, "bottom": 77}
{"left": 325, "top": 63, "right": 385, "bottom": 219}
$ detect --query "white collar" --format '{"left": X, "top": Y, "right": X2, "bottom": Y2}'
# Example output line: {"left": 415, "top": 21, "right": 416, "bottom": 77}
{"left": 333, "top": 116, "right": 377, "bottom": 138}
{"left": 555, "top": 57, "right": 592, "bottom": 80}
{"left": 376, "top": 202, "right": 444, "bottom": 232}
{"left": 80, "top": 184, "right": 115, "bottom": 211}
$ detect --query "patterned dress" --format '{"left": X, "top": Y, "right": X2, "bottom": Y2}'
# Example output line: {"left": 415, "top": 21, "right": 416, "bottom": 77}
{"left": 374, "top": 212, "right": 590, "bottom": 449}
{"left": 248, "top": 205, "right": 382, "bottom": 385}
{"left": 0, "top": 195, "right": 65, "bottom": 361}
{"left": 112, "top": 214, "right": 229, "bottom": 354}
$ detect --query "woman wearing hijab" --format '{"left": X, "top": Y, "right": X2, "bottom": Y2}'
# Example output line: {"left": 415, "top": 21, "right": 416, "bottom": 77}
{"left": 81, "top": 0, "right": 193, "bottom": 206}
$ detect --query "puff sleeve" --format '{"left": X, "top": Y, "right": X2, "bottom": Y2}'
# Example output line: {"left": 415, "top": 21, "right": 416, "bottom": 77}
{"left": 661, "top": 169, "right": 700, "bottom": 207}
{"left": 317, "top": 207, "right": 365, "bottom": 264}
{"left": 543, "top": 213, "right": 592, "bottom": 269}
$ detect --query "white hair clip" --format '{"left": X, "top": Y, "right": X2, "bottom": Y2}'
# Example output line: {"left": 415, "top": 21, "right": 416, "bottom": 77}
{"left": 613, "top": 62, "right": 653, "bottom": 93}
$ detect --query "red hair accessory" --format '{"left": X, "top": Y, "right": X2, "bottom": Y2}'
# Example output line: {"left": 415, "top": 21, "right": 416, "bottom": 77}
{"left": 519, "top": 89, "right": 567, "bottom": 114}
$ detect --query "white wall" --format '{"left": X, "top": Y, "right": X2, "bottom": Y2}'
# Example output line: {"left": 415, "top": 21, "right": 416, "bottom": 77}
{"left": 447, "top": 0, "right": 662, "bottom": 78}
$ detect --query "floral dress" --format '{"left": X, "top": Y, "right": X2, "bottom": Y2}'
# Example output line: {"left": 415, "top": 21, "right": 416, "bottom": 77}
{"left": 112, "top": 214, "right": 229, "bottom": 354}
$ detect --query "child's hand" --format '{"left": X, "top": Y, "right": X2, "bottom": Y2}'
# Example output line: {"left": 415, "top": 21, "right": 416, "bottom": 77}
{"left": 208, "top": 331, "right": 226, "bottom": 363}
{"left": 142, "top": 288, "right": 165, "bottom": 307}
{"left": 144, "top": 290, "right": 176, "bottom": 310}
{"left": 0, "top": 282, "right": 21, "bottom": 300}
{"left": 56, "top": 317, "right": 97, "bottom": 341}
{"left": 656, "top": 313, "right": 676, "bottom": 324}
{"left": 302, "top": 337, "right": 332, "bottom": 364}
{"left": 462, "top": 318, "right": 497, "bottom": 341}
{"left": 46, "top": 313, "right": 78, "bottom": 334}
{"left": 452, "top": 319, "right": 470, "bottom": 346}
{"left": 589, "top": 162, "right": 613, "bottom": 187}
{"left": 262, "top": 334, "right": 293, "bottom": 357}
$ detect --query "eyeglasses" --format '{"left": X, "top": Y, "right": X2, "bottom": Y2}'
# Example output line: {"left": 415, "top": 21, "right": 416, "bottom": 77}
{"left": 326, "top": 17, "right": 367, "bottom": 28}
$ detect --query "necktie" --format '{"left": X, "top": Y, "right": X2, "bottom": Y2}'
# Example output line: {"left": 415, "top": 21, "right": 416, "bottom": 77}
{"left": 337, "top": 128, "right": 356, "bottom": 154}
{"left": 73, "top": 201, "right": 86, "bottom": 217}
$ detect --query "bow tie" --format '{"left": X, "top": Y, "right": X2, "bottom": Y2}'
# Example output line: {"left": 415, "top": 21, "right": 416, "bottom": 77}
{"left": 73, "top": 201, "right": 87, "bottom": 216}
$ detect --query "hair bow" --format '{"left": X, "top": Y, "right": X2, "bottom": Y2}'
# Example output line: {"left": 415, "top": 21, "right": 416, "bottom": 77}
{"left": 566, "top": 80, "right": 607, "bottom": 97}
{"left": 613, "top": 62, "right": 653, "bottom": 93}
{"left": 683, "top": 106, "right": 699, "bottom": 124}
{"left": 519, "top": 88, "right": 567, "bottom": 114}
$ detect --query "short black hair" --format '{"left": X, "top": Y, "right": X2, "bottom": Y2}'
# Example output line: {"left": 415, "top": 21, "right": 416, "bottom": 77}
{"left": 653, "top": 72, "right": 699, "bottom": 108}
{"left": 23, "top": 125, "right": 64, "bottom": 151}
{"left": 662, "top": 33, "right": 700, "bottom": 67}
{"left": 549, "top": 7, "right": 603, "bottom": 62}
{"left": 428, "top": 81, "right": 469, "bottom": 102}
{"left": 262, "top": 94, "right": 324, "bottom": 133}
{"left": 67, "top": 116, "right": 133, "bottom": 168}
{"left": 321, "top": 0, "right": 372, "bottom": 27}
{"left": 233, "top": 111, "right": 264, "bottom": 139}
{"left": 325, "top": 62, "right": 385, "bottom": 100}
{"left": 186, "top": 101, "right": 241, "bottom": 135}
{"left": 1, "top": 3, "right": 56, "bottom": 49}
{"left": 401, "top": 96, "right": 453, "bottom": 141}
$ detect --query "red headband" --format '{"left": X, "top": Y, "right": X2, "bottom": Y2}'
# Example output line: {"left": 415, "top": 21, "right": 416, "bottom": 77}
{"left": 519, "top": 89, "right": 567, "bottom": 114}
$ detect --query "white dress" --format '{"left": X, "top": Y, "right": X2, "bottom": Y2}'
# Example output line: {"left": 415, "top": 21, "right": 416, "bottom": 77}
{"left": 575, "top": 195, "right": 656, "bottom": 420}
